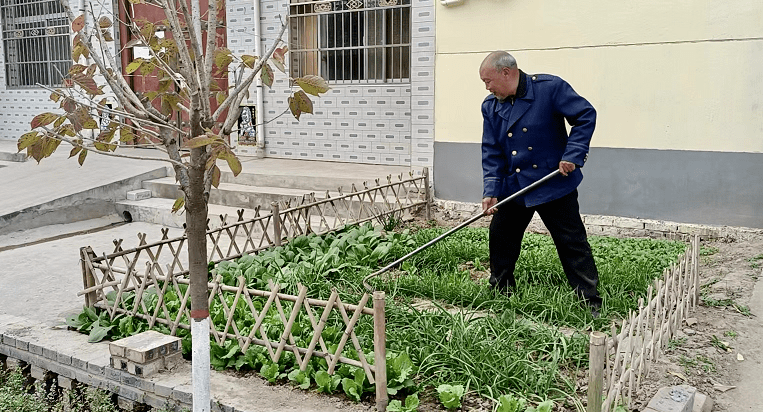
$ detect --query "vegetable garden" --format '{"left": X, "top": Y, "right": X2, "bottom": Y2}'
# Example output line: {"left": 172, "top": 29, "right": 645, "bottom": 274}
{"left": 69, "top": 172, "right": 694, "bottom": 411}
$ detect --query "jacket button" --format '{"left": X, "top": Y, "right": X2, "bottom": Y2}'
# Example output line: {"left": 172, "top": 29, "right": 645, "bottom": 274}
{"left": 511, "top": 150, "right": 517, "bottom": 155}
{"left": 515, "top": 168, "right": 521, "bottom": 173}
{"left": 532, "top": 164, "right": 538, "bottom": 169}
{"left": 522, "top": 127, "right": 528, "bottom": 132}
{"left": 508, "top": 132, "right": 513, "bottom": 137}
{"left": 528, "top": 146, "right": 533, "bottom": 151}
{"left": 532, "top": 76, "right": 537, "bottom": 80}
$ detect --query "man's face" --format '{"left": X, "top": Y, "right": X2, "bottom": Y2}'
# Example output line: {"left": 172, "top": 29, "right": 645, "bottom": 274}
{"left": 480, "top": 66, "right": 512, "bottom": 100}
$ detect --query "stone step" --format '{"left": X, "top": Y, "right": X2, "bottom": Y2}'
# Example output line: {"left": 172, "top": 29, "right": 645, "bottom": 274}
{"left": 0, "top": 151, "right": 27, "bottom": 162}
{"left": 219, "top": 169, "right": 375, "bottom": 192}
{"left": 141, "top": 177, "right": 319, "bottom": 210}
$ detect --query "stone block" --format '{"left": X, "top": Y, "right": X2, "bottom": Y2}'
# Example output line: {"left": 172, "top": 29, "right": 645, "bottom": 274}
{"left": 14, "top": 339, "right": 29, "bottom": 351}
{"left": 30, "top": 365, "right": 50, "bottom": 380}
{"left": 692, "top": 392, "right": 712, "bottom": 412}
{"left": 143, "top": 392, "right": 169, "bottom": 409}
{"left": 58, "top": 375, "right": 77, "bottom": 390}
{"left": 171, "top": 383, "right": 193, "bottom": 404}
{"left": 126, "top": 189, "right": 152, "bottom": 201}
{"left": 645, "top": 222, "right": 679, "bottom": 232}
{"left": 646, "top": 385, "right": 696, "bottom": 412}
{"left": 57, "top": 352, "right": 73, "bottom": 365}
{"left": 614, "top": 217, "right": 645, "bottom": 229}
{"left": 109, "top": 330, "right": 181, "bottom": 364}
{"left": 43, "top": 347, "right": 57, "bottom": 361}
{"left": 584, "top": 215, "right": 615, "bottom": 226}
{"left": 154, "top": 382, "right": 174, "bottom": 398}
{"left": 28, "top": 342, "right": 44, "bottom": 356}
{"left": 0, "top": 343, "right": 9, "bottom": 356}
{"left": 6, "top": 357, "right": 25, "bottom": 371}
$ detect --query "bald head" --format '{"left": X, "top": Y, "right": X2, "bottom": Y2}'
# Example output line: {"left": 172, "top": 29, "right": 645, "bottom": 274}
{"left": 479, "top": 51, "right": 520, "bottom": 100}
{"left": 480, "top": 51, "right": 518, "bottom": 72}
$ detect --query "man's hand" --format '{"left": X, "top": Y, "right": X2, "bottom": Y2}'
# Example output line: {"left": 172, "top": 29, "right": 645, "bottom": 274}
{"left": 482, "top": 197, "right": 498, "bottom": 215}
{"left": 559, "top": 161, "right": 576, "bottom": 176}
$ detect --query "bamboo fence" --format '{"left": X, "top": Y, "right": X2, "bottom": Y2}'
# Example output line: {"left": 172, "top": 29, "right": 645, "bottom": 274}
{"left": 78, "top": 168, "right": 430, "bottom": 409}
{"left": 588, "top": 235, "right": 701, "bottom": 412}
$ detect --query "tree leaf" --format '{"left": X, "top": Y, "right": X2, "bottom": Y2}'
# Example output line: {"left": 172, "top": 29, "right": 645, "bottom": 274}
{"left": 72, "top": 14, "right": 85, "bottom": 32}
{"left": 31, "top": 112, "right": 61, "bottom": 129}
{"left": 119, "top": 127, "right": 136, "bottom": 142}
{"left": 225, "top": 152, "right": 242, "bottom": 177}
{"left": 102, "top": 30, "right": 114, "bottom": 42}
{"left": 288, "top": 96, "right": 301, "bottom": 120}
{"left": 241, "top": 55, "right": 258, "bottom": 69}
{"left": 62, "top": 98, "right": 78, "bottom": 113}
{"left": 50, "top": 91, "right": 63, "bottom": 103}
{"left": 78, "top": 149, "right": 88, "bottom": 166}
{"left": 295, "top": 75, "right": 330, "bottom": 96}
{"left": 211, "top": 165, "right": 221, "bottom": 188}
{"left": 214, "top": 48, "right": 234, "bottom": 71}
{"left": 125, "top": 59, "right": 143, "bottom": 74}
{"left": 83, "top": 118, "right": 99, "bottom": 129}
{"left": 294, "top": 90, "right": 313, "bottom": 114}
{"left": 186, "top": 135, "right": 220, "bottom": 148}
{"left": 69, "top": 146, "right": 82, "bottom": 158}
{"left": 261, "top": 64, "right": 274, "bottom": 88}
{"left": 216, "top": 92, "right": 227, "bottom": 106}
{"left": 271, "top": 58, "right": 285, "bottom": 74}
{"left": 17, "top": 132, "right": 41, "bottom": 151}
{"left": 171, "top": 196, "right": 185, "bottom": 213}
{"left": 43, "top": 138, "right": 62, "bottom": 158}
{"left": 99, "top": 16, "right": 113, "bottom": 29}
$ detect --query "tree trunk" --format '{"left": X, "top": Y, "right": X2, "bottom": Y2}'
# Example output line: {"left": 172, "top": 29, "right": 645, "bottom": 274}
{"left": 186, "top": 142, "right": 211, "bottom": 412}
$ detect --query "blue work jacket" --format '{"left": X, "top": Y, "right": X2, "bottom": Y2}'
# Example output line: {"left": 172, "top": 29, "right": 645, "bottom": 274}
{"left": 481, "top": 73, "right": 596, "bottom": 207}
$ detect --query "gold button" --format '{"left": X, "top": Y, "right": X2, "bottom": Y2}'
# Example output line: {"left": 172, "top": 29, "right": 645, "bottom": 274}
{"left": 533, "top": 164, "right": 538, "bottom": 169}
{"left": 515, "top": 168, "right": 521, "bottom": 173}
{"left": 508, "top": 132, "right": 513, "bottom": 137}
{"left": 511, "top": 150, "right": 517, "bottom": 155}
{"left": 522, "top": 127, "right": 528, "bottom": 132}
{"left": 528, "top": 146, "right": 533, "bottom": 151}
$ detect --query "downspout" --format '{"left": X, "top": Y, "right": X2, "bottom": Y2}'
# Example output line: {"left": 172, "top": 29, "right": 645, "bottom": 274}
{"left": 253, "top": 0, "right": 265, "bottom": 158}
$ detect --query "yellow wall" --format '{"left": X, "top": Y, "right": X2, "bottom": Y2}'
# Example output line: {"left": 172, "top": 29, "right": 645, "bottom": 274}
{"left": 435, "top": 0, "right": 763, "bottom": 153}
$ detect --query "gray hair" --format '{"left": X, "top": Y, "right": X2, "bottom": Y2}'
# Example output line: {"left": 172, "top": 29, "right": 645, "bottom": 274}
{"left": 482, "top": 51, "right": 518, "bottom": 71}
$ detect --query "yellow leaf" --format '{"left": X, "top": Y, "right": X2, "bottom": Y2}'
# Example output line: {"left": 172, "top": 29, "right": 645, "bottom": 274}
{"left": 78, "top": 149, "right": 88, "bottom": 166}
{"left": 288, "top": 96, "right": 301, "bottom": 120}
{"left": 171, "top": 196, "right": 185, "bottom": 213}
{"left": 186, "top": 135, "right": 221, "bottom": 149}
{"left": 17, "top": 132, "right": 41, "bottom": 151}
{"left": 69, "top": 146, "right": 82, "bottom": 158}
{"left": 294, "top": 90, "right": 313, "bottom": 114}
{"left": 242, "top": 55, "right": 258, "bottom": 69}
{"left": 225, "top": 153, "right": 242, "bottom": 177}
{"left": 295, "top": 75, "right": 330, "bottom": 96}
{"left": 210, "top": 165, "right": 221, "bottom": 188}
{"left": 31, "top": 112, "right": 61, "bottom": 129}
{"left": 126, "top": 59, "right": 143, "bottom": 74}
{"left": 261, "top": 64, "right": 274, "bottom": 88}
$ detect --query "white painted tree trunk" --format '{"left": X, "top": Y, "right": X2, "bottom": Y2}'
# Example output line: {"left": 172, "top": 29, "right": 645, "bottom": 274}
{"left": 192, "top": 317, "right": 211, "bottom": 412}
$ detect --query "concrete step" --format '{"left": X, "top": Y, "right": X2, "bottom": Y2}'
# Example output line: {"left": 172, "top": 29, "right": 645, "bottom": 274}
{"left": 115, "top": 197, "right": 340, "bottom": 234}
{"left": 219, "top": 169, "right": 371, "bottom": 192}
{"left": 0, "top": 151, "right": 27, "bottom": 162}
{"left": 142, "top": 177, "right": 320, "bottom": 210}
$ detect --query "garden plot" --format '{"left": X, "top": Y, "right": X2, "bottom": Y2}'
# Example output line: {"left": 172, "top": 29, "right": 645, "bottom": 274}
{"left": 68, "top": 223, "right": 686, "bottom": 411}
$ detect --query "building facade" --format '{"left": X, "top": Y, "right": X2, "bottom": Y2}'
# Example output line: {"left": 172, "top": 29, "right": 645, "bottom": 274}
{"left": 432, "top": 0, "right": 763, "bottom": 228}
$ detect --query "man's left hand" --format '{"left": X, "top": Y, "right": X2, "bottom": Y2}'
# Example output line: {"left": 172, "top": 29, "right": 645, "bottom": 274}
{"left": 559, "top": 161, "right": 576, "bottom": 176}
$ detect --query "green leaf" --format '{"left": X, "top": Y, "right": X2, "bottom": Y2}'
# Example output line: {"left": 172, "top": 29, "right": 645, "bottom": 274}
{"left": 214, "top": 48, "right": 234, "bottom": 71}
{"left": 88, "top": 321, "right": 114, "bottom": 343}
{"left": 261, "top": 64, "right": 274, "bottom": 88}
{"left": 78, "top": 149, "right": 88, "bottom": 166}
{"left": 315, "top": 370, "right": 340, "bottom": 394}
{"left": 260, "top": 362, "right": 279, "bottom": 383}
{"left": 496, "top": 394, "right": 526, "bottom": 412}
{"left": 386, "top": 400, "right": 404, "bottom": 412}
{"left": 295, "top": 75, "right": 330, "bottom": 96}
{"left": 341, "top": 377, "right": 361, "bottom": 402}
{"left": 287, "top": 369, "right": 311, "bottom": 390}
{"left": 534, "top": 400, "right": 554, "bottom": 412}
{"left": 125, "top": 59, "right": 143, "bottom": 74}
{"left": 436, "top": 384, "right": 464, "bottom": 410}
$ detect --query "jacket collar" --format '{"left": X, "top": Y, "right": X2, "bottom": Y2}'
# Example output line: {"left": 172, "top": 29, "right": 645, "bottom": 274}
{"left": 494, "top": 70, "right": 534, "bottom": 128}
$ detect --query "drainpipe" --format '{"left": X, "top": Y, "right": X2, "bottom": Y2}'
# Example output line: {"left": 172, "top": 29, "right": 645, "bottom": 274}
{"left": 253, "top": 0, "right": 265, "bottom": 158}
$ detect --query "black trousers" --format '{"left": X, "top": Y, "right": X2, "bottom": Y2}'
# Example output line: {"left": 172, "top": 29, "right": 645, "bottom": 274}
{"left": 488, "top": 189, "right": 602, "bottom": 305}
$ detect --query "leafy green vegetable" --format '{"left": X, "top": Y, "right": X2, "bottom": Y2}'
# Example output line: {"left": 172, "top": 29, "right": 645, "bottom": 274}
{"left": 386, "top": 393, "right": 420, "bottom": 412}
{"left": 315, "top": 370, "right": 341, "bottom": 394}
{"left": 260, "top": 362, "right": 280, "bottom": 383}
{"left": 527, "top": 400, "right": 554, "bottom": 412}
{"left": 496, "top": 394, "right": 526, "bottom": 412}
{"left": 287, "top": 369, "right": 311, "bottom": 390}
{"left": 436, "top": 384, "right": 465, "bottom": 410}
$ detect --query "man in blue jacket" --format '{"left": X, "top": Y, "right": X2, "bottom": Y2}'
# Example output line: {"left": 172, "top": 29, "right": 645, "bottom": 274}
{"left": 479, "top": 51, "right": 602, "bottom": 310}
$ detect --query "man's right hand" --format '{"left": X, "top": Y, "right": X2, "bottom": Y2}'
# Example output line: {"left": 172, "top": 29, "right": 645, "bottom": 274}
{"left": 482, "top": 197, "right": 498, "bottom": 215}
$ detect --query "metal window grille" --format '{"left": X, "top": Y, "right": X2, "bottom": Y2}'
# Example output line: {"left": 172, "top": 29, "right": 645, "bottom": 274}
{"left": 289, "top": 0, "right": 410, "bottom": 84}
{"left": 1, "top": 0, "right": 72, "bottom": 88}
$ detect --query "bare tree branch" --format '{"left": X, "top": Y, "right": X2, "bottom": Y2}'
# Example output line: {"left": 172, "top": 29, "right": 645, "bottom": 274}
{"left": 213, "top": 20, "right": 287, "bottom": 120}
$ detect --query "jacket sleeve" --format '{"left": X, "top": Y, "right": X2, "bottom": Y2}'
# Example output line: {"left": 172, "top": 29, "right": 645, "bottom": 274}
{"left": 481, "top": 100, "right": 506, "bottom": 198}
{"left": 553, "top": 79, "right": 596, "bottom": 167}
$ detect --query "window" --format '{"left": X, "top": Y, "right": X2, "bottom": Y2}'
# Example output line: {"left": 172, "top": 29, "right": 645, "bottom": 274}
{"left": 289, "top": 0, "right": 410, "bottom": 84}
{"left": 2, "top": 0, "right": 72, "bottom": 88}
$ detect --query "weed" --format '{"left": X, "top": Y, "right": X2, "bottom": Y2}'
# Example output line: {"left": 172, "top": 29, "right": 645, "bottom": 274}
{"left": 700, "top": 246, "right": 719, "bottom": 256}
{"left": 723, "top": 330, "right": 738, "bottom": 338}
{"left": 375, "top": 209, "right": 404, "bottom": 232}
{"left": 667, "top": 337, "right": 687, "bottom": 352}
{"left": 710, "top": 335, "right": 731, "bottom": 352}
{"left": 734, "top": 303, "right": 752, "bottom": 317}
